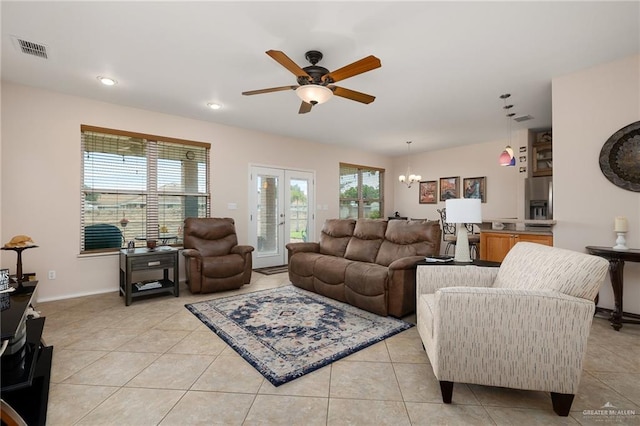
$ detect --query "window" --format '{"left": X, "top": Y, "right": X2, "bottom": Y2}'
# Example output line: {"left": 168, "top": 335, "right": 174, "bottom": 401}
{"left": 81, "top": 125, "right": 210, "bottom": 252}
{"left": 339, "top": 163, "right": 384, "bottom": 219}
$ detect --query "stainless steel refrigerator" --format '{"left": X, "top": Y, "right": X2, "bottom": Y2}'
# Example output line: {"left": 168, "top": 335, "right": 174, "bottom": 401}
{"left": 525, "top": 176, "right": 553, "bottom": 220}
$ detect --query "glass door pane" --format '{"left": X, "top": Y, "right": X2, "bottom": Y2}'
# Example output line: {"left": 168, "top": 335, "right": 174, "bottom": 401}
{"left": 251, "top": 167, "right": 285, "bottom": 268}
{"left": 287, "top": 174, "right": 311, "bottom": 243}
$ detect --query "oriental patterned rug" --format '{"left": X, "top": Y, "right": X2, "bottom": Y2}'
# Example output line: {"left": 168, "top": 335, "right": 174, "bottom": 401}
{"left": 185, "top": 285, "right": 413, "bottom": 386}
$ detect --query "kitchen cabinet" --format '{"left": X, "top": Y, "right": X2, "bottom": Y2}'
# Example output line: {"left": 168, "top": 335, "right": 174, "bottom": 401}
{"left": 480, "top": 231, "right": 553, "bottom": 262}
{"left": 532, "top": 131, "right": 552, "bottom": 177}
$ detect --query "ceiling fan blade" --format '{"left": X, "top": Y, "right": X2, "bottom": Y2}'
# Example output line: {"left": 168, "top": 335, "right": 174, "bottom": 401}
{"left": 266, "top": 50, "right": 311, "bottom": 79}
{"left": 298, "top": 101, "right": 313, "bottom": 114}
{"left": 331, "top": 86, "right": 376, "bottom": 104}
{"left": 242, "top": 85, "right": 297, "bottom": 96}
{"left": 322, "top": 55, "right": 381, "bottom": 83}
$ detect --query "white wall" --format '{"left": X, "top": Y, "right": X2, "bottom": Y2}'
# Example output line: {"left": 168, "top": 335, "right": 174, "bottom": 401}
{"left": 0, "top": 82, "right": 393, "bottom": 301}
{"left": 553, "top": 54, "right": 640, "bottom": 314}
{"left": 392, "top": 130, "right": 527, "bottom": 224}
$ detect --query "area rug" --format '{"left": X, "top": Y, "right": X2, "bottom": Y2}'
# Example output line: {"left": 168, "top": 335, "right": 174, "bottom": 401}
{"left": 253, "top": 265, "right": 289, "bottom": 275}
{"left": 185, "top": 285, "right": 413, "bottom": 386}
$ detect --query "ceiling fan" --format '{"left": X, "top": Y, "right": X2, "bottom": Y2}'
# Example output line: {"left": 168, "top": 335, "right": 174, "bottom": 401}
{"left": 242, "top": 50, "right": 381, "bottom": 114}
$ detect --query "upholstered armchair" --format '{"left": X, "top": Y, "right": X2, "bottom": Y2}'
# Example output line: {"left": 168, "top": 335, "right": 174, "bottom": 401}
{"left": 416, "top": 242, "right": 609, "bottom": 416}
{"left": 182, "top": 217, "right": 254, "bottom": 293}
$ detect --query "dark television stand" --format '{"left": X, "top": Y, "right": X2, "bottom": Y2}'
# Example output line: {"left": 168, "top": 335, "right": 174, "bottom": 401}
{"left": 1, "top": 282, "right": 53, "bottom": 426}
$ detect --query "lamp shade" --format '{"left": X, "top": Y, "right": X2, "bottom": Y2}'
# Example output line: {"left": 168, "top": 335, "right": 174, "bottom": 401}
{"left": 296, "top": 85, "right": 333, "bottom": 105}
{"left": 445, "top": 198, "right": 482, "bottom": 224}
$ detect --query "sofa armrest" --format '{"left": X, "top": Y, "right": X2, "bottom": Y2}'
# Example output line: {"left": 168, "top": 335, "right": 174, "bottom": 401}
{"left": 416, "top": 265, "right": 498, "bottom": 295}
{"left": 231, "top": 245, "right": 255, "bottom": 255}
{"left": 388, "top": 256, "right": 424, "bottom": 271}
{"left": 429, "top": 287, "right": 595, "bottom": 393}
{"left": 286, "top": 242, "right": 319, "bottom": 253}
{"left": 181, "top": 248, "right": 202, "bottom": 259}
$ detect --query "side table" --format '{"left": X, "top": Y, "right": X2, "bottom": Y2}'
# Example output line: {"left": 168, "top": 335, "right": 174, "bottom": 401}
{"left": 586, "top": 246, "right": 640, "bottom": 331}
{"left": 119, "top": 248, "right": 179, "bottom": 306}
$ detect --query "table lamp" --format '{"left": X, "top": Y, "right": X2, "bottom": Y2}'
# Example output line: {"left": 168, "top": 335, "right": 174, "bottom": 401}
{"left": 445, "top": 198, "right": 482, "bottom": 262}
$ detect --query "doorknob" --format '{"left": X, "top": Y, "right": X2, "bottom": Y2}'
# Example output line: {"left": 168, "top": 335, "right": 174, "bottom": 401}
{"left": 279, "top": 221, "right": 285, "bottom": 225}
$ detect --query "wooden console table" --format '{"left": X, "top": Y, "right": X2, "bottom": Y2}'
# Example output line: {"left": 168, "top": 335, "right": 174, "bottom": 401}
{"left": 586, "top": 246, "right": 640, "bottom": 331}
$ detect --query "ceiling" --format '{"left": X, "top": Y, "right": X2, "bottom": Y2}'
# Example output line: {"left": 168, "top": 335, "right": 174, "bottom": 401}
{"left": 2, "top": 1, "right": 639, "bottom": 156}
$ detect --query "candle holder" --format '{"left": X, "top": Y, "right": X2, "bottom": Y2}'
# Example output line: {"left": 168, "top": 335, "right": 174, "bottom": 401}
{"left": 613, "top": 232, "right": 628, "bottom": 250}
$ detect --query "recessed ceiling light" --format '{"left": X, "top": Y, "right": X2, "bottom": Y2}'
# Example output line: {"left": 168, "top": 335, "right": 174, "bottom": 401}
{"left": 97, "top": 76, "right": 117, "bottom": 86}
{"left": 207, "top": 103, "right": 222, "bottom": 110}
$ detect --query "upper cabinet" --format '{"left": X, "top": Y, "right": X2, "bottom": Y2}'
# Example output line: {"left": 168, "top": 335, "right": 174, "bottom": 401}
{"left": 532, "top": 131, "right": 552, "bottom": 177}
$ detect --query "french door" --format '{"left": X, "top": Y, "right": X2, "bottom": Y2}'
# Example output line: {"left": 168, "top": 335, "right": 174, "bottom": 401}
{"left": 249, "top": 166, "right": 314, "bottom": 268}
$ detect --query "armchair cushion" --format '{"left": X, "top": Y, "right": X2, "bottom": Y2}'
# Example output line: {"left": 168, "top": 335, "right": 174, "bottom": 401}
{"left": 494, "top": 242, "right": 608, "bottom": 300}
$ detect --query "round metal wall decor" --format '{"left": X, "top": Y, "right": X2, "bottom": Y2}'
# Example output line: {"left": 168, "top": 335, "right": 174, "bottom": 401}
{"left": 599, "top": 120, "right": 640, "bottom": 192}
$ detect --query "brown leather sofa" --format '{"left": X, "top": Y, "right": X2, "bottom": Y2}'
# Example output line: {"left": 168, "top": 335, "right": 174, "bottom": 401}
{"left": 286, "top": 218, "right": 441, "bottom": 317}
{"left": 182, "top": 217, "right": 254, "bottom": 293}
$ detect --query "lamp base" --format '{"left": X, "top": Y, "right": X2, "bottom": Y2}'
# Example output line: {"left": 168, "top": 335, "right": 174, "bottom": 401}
{"left": 454, "top": 226, "right": 472, "bottom": 263}
{"left": 613, "top": 232, "right": 628, "bottom": 250}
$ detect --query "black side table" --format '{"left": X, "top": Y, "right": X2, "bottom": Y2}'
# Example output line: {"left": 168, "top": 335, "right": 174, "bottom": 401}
{"left": 586, "top": 246, "right": 640, "bottom": 331}
{"left": 119, "top": 248, "right": 179, "bottom": 306}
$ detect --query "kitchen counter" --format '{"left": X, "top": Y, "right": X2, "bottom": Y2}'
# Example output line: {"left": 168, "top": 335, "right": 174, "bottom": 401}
{"left": 483, "top": 218, "right": 556, "bottom": 226}
{"left": 481, "top": 218, "right": 555, "bottom": 233}
{"left": 480, "top": 229, "right": 553, "bottom": 236}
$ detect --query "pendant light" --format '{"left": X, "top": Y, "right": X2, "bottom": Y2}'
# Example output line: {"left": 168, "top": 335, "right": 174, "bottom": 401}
{"left": 499, "top": 94, "right": 516, "bottom": 167}
{"left": 399, "top": 141, "right": 422, "bottom": 188}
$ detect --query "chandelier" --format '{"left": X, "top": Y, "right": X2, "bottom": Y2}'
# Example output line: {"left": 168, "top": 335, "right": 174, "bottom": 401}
{"left": 398, "top": 141, "right": 422, "bottom": 188}
{"left": 498, "top": 93, "right": 516, "bottom": 166}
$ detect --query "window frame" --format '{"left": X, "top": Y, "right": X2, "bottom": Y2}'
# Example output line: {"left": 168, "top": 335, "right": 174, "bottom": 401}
{"left": 80, "top": 125, "right": 211, "bottom": 253}
{"left": 339, "top": 162, "right": 385, "bottom": 219}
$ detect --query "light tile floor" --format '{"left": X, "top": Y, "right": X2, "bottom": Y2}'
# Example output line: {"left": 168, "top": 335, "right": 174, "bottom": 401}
{"left": 38, "top": 272, "right": 640, "bottom": 425}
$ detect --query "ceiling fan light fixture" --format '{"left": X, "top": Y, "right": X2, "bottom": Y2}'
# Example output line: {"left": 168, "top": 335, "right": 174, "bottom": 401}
{"left": 296, "top": 85, "right": 333, "bottom": 105}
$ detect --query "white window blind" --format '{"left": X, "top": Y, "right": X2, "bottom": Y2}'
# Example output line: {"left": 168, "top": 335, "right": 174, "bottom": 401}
{"left": 339, "top": 163, "right": 384, "bottom": 219}
{"left": 81, "top": 125, "right": 210, "bottom": 252}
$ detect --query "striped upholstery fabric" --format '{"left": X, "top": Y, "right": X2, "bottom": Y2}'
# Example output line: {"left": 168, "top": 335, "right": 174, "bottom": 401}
{"left": 417, "top": 242, "right": 609, "bottom": 396}
{"left": 494, "top": 242, "right": 608, "bottom": 301}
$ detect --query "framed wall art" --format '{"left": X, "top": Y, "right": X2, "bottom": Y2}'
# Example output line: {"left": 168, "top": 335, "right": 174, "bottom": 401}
{"left": 439, "top": 176, "right": 459, "bottom": 201}
{"left": 419, "top": 181, "right": 437, "bottom": 204}
{"left": 463, "top": 176, "right": 486, "bottom": 203}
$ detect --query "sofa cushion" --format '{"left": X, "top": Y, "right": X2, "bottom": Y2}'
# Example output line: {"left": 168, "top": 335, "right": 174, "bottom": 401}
{"left": 319, "top": 219, "right": 356, "bottom": 257}
{"left": 344, "top": 219, "right": 387, "bottom": 263}
{"left": 312, "top": 256, "right": 353, "bottom": 302}
{"left": 345, "top": 262, "right": 389, "bottom": 316}
{"left": 313, "top": 255, "right": 353, "bottom": 284}
{"left": 375, "top": 220, "right": 440, "bottom": 266}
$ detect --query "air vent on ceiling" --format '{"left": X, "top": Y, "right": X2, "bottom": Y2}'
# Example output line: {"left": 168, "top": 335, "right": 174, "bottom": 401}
{"left": 514, "top": 115, "right": 533, "bottom": 122}
{"left": 12, "top": 36, "right": 48, "bottom": 59}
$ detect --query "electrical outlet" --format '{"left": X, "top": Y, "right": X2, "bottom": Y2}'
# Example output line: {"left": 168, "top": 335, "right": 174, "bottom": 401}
{"left": 48, "top": 270, "right": 56, "bottom": 280}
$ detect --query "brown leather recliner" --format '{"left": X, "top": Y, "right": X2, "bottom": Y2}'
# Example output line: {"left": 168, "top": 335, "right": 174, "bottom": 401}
{"left": 182, "top": 217, "right": 254, "bottom": 293}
